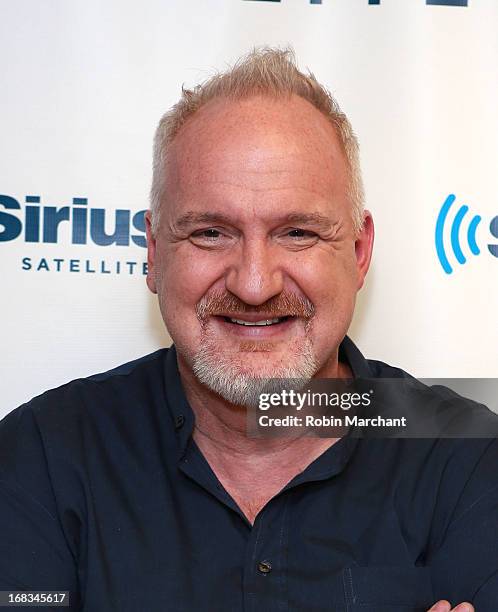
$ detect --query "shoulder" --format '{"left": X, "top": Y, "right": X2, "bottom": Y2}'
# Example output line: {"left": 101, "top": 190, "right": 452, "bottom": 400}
{"left": 359, "top": 355, "right": 498, "bottom": 509}
{"left": 16, "top": 347, "right": 169, "bottom": 421}
{"left": 365, "top": 357, "right": 415, "bottom": 379}
{"left": 366, "top": 356, "right": 498, "bottom": 434}
{"left": 39, "top": 347, "right": 168, "bottom": 404}
{"left": 0, "top": 348, "right": 173, "bottom": 472}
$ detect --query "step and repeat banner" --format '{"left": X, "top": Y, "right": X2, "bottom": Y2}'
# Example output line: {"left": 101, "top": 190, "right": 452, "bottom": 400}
{"left": 1, "top": 0, "right": 497, "bottom": 416}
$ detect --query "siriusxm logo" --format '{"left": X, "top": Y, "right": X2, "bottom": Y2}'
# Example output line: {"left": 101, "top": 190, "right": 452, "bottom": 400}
{"left": 1, "top": 194, "right": 147, "bottom": 276}
{"left": 435, "top": 194, "right": 498, "bottom": 274}
{"left": 0, "top": 194, "right": 146, "bottom": 247}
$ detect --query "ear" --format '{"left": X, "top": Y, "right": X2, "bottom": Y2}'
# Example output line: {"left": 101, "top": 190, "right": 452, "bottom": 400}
{"left": 354, "top": 210, "right": 374, "bottom": 290}
{"left": 145, "top": 211, "right": 158, "bottom": 294}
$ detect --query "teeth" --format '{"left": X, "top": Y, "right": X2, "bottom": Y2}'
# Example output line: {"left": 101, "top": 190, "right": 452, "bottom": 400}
{"left": 229, "top": 317, "right": 283, "bottom": 326}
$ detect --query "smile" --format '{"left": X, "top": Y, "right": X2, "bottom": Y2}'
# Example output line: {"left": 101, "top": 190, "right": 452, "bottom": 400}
{"left": 224, "top": 316, "right": 291, "bottom": 327}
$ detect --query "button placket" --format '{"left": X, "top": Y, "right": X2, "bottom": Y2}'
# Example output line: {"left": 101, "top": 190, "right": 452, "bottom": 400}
{"left": 241, "top": 497, "right": 290, "bottom": 612}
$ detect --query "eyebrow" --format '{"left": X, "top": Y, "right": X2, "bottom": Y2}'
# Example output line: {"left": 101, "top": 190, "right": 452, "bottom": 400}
{"left": 174, "top": 210, "right": 335, "bottom": 231}
{"left": 174, "top": 212, "right": 234, "bottom": 230}
{"left": 284, "top": 212, "right": 334, "bottom": 231}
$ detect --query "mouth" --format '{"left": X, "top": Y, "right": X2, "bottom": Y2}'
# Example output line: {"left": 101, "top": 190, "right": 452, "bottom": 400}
{"left": 222, "top": 315, "right": 293, "bottom": 327}
{"left": 210, "top": 313, "right": 299, "bottom": 339}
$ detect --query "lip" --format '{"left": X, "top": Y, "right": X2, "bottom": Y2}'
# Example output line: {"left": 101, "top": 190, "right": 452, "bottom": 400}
{"left": 215, "top": 312, "right": 291, "bottom": 323}
{"left": 211, "top": 314, "right": 299, "bottom": 338}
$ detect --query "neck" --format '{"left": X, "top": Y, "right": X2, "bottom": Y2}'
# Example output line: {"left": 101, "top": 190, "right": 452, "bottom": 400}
{"left": 176, "top": 350, "right": 352, "bottom": 524}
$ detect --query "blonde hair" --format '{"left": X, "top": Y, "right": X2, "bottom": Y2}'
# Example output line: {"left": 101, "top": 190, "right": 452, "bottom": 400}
{"left": 150, "top": 47, "right": 364, "bottom": 236}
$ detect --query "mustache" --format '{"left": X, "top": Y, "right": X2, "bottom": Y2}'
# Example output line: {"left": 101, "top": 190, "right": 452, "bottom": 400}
{"left": 195, "top": 290, "right": 315, "bottom": 322}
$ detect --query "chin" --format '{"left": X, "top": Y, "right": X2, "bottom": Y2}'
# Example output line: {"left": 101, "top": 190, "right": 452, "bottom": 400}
{"left": 191, "top": 335, "right": 320, "bottom": 407}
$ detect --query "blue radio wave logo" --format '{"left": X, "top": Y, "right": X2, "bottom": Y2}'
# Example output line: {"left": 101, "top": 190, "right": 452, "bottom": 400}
{"left": 435, "top": 194, "right": 481, "bottom": 274}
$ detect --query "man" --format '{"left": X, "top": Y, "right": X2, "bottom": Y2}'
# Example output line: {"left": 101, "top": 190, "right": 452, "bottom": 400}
{"left": 0, "top": 48, "right": 495, "bottom": 611}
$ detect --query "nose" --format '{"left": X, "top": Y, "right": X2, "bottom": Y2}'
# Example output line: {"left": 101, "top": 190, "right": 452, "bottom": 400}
{"left": 224, "top": 237, "right": 284, "bottom": 306}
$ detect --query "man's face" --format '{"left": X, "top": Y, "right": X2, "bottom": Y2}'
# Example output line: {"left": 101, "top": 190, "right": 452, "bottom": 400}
{"left": 146, "top": 94, "right": 373, "bottom": 405}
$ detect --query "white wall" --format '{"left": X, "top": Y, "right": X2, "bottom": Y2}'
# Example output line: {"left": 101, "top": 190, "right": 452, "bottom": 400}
{"left": 1, "top": 0, "right": 497, "bottom": 417}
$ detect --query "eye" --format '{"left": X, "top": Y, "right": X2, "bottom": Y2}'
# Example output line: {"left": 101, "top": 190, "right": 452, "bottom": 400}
{"left": 189, "top": 227, "right": 232, "bottom": 249}
{"left": 287, "top": 229, "right": 316, "bottom": 239}
{"left": 276, "top": 227, "right": 319, "bottom": 249}
{"left": 193, "top": 228, "right": 221, "bottom": 240}
{"left": 284, "top": 228, "right": 319, "bottom": 242}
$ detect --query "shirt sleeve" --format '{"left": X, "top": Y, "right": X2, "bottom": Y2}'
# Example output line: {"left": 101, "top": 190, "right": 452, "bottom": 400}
{"left": 0, "top": 403, "right": 80, "bottom": 610}
{"left": 428, "top": 439, "right": 498, "bottom": 611}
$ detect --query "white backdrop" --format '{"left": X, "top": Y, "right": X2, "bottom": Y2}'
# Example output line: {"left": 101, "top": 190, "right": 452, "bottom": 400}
{"left": 1, "top": 0, "right": 497, "bottom": 417}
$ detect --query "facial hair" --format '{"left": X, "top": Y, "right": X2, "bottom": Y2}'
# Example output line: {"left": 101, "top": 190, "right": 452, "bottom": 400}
{"left": 192, "top": 291, "right": 319, "bottom": 408}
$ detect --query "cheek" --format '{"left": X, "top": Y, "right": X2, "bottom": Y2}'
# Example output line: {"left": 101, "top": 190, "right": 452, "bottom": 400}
{"left": 296, "top": 251, "right": 357, "bottom": 328}
{"left": 301, "top": 249, "right": 357, "bottom": 300}
{"left": 159, "top": 246, "right": 223, "bottom": 310}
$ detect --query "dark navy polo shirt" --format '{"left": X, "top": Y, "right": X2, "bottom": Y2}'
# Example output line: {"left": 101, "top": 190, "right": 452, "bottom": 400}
{"left": 1, "top": 337, "right": 497, "bottom": 611}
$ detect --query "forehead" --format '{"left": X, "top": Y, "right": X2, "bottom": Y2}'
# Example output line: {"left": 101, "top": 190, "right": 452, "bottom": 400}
{"left": 163, "top": 94, "right": 349, "bottom": 222}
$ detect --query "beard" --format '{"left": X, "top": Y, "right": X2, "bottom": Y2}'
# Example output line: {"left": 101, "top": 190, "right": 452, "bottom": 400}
{"left": 192, "top": 295, "right": 319, "bottom": 408}
{"left": 192, "top": 328, "right": 319, "bottom": 408}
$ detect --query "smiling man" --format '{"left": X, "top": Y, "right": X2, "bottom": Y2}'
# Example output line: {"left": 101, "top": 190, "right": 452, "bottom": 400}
{"left": 146, "top": 89, "right": 366, "bottom": 400}
{"left": 1, "top": 49, "right": 496, "bottom": 611}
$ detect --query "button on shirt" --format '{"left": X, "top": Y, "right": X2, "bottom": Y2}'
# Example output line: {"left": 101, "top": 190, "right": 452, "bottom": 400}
{"left": 1, "top": 337, "right": 497, "bottom": 611}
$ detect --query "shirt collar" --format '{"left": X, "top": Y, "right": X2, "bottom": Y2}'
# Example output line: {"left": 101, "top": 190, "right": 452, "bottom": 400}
{"left": 339, "top": 334, "right": 373, "bottom": 378}
{"left": 163, "top": 335, "right": 372, "bottom": 466}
